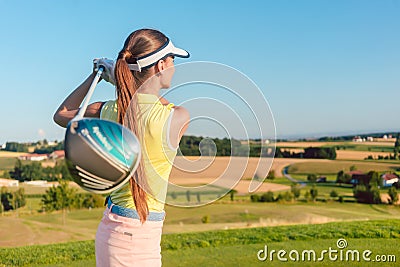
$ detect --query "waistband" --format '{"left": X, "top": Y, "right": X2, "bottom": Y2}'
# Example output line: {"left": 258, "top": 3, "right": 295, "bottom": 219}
{"left": 107, "top": 197, "right": 165, "bottom": 222}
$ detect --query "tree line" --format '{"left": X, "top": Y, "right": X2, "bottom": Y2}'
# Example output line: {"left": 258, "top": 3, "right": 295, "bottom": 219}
{"left": 41, "top": 180, "right": 104, "bottom": 212}
{"left": 0, "top": 187, "right": 26, "bottom": 212}
{"left": 275, "top": 147, "right": 336, "bottom": 160}
{"left": 7, "top": 159, "right": 72, "bottom": 182}
{"left": 2, "top": 140, "right": 63, "bottom": 153}
{"left": 0, "top": 181, "right": 104, "bottom": 213}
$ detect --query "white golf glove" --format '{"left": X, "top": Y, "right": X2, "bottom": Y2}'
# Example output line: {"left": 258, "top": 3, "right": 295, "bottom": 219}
{"left": 93, "top": 58, "right": 115, "bottom": 85}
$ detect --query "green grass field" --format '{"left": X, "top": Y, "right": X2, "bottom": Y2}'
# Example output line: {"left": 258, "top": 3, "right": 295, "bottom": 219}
{"left": 0, "top": 157, "right": 17, "bottom": 171}
{"left": 1, "top": 201, "right": 400, "bottom": 248}
{"left": 20, "top": 239, "right": 400, "bottom": 267}
{"left": 287, "top": 161, "right": 399, "bottom": 175}
{"left": 1, "top": 220, "right": 399, "bottom": 267}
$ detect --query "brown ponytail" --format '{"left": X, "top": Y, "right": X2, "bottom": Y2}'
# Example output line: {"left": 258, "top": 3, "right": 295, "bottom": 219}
{"left": 114, "top": 29, "right": 167, "bottom": 223}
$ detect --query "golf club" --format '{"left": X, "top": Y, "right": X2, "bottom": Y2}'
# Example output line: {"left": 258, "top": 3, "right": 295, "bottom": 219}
{"left": 64, "top": 66, "right": 141, "bottom": 194}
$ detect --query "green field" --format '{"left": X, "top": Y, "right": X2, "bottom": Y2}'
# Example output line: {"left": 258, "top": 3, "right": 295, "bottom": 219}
{"left": 1, "top": 201, "right": 400, "bottom": 248}
{"left": 326, "top": 144, "right": 394, "bottom": 152}
{"left": 18, "top": 239, "right": 400, "bottom": 267}
{"left": 1, "top": 220, "right": 399, "bottom": 267}
{"left": 0, "top": 157, "right": 17, "bottom": 171}
{"left": 287, "top": 161, "right": 400, "bottom": 175}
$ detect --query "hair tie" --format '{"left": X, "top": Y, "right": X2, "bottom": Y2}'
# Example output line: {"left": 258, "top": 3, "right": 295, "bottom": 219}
{"left": 118, "top": 50, "right": 132, "bottom": 60}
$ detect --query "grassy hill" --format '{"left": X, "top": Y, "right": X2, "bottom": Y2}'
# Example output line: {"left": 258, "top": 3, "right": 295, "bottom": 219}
{"left": 0, "top": 219, "right": 398, "bottom": 266}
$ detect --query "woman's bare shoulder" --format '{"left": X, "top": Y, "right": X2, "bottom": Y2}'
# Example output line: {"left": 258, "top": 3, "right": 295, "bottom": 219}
{"left": 172, "top": 106, "right": 190, "bottom": 121}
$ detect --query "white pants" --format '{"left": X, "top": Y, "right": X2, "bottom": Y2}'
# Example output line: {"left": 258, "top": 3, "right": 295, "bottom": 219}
{"left": 95, "top": 207, "right": 164, "bottom": 267}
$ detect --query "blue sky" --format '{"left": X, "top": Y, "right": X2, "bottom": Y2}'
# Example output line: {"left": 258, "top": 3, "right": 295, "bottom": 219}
{"left": 0, "top": 0, "right": 399, "bottom": 144}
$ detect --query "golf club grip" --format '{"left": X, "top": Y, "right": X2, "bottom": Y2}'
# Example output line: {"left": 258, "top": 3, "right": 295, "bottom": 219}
{"left": 75, "top": 67, "right": 104, "bottom": 120}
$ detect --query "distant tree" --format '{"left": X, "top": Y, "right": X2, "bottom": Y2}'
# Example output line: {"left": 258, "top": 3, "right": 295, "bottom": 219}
{"left": 2, "top": 170, "right": 10, "bottom": 179}
{"left": 0, "top": 187, "right": 13, "bottom": 211}
{"left": 304, "top": 147, "right": 336, "bottom": 160}
{"left": 170, "top": 192, "right": 177, "bottom": 200}
{"left": 310, "top": 186, "right": 318, "bottom": 201}
{"left": 350, "top": 165, "right": 357, "bottom": 171}
{"left": 388, "top": 187, "right": 398, "bottom": 205}
{"left": 229, "top": 190, "right": 237, "bottom": 201}
{"left": 186, "top": 190, "right": 191, "bottom": 202}
{"left": 276, "top": 191, "right": 294, "bottom": 202}
{"left": 353, "top": 184, "right": 381, "bottom": 204}
{"left": 336, "top": 170, "right": 345, "bottom": 184}
{"left": 60, "top": 161, "right": 73, "bottom": 180}
{"left": 201, "top": 215, "right": 210, "bottom": 223}
{"left": 5, "top": 142, "right": 28, "bottom": 152}
{"left": 12, "top": 188, "right": 26, "bottom": 209}
{"left": 250, "top": 194, "right": 260, "bottom": 202}
{"left": 10, "top": 159, "right": 24, "bottom": 181}
{"left": 41, "top": 180, "right": 76, "bottom": 212}
{"left": 307, "top": 174, "right": 317, "bottom": 183}
{"left": 260, "top": 191, "right": 274, "bottom": 202}
{"left": 393, "top": 182, "right": 400, "bottom": 190}
{"left": 368, "top": 171, "right": 381, "bottom": 188}
{"left": 394, "top": 133, "right": 400, "bottom": 160}
{"left": 266, "top": 170, "right": 275, "bottom": 180}
{"left": 330, "top": 190, "right": 338, "bottom": 198}
{"left": 81, "top": 194, "right": 104, "bottom": 209}
{"left": 344, "top": 173, "right": 352, "bottom": 184}
{"left": 21, "top": 162, "right": 42, "bottom": 181}
{"left": 304, "top": 191, "right": 311, "bottom": 202}
{"left": 291, "top": 184, "right": 301, "bottom": 199}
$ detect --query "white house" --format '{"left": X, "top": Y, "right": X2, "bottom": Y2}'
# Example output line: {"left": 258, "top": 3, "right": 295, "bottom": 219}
{"left": 49, "top": 150, "right": 65, "bottom": 159}
{"left": 353, "top": 136, "right": 363, "bottom": 142}
{"left": 18, "top": 153, "right": 48, "bottom": 161}
{"left": 0, "top": 179, "right": 19, "bottom": 187}
{"left": 381, "top": 173, "right": 399, "bottom": 187}
{"left": 25, "top": 180, "right": 48, "bottom": 186}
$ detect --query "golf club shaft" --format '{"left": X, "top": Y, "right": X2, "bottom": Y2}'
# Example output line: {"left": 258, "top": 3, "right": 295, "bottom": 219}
{"left": 75, "top": 67, "right": 104, "bottom": 120}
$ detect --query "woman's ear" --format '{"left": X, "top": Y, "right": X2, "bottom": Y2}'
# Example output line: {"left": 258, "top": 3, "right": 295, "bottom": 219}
{"left": 155, "top": 60, "right": 166, "bottom": 73}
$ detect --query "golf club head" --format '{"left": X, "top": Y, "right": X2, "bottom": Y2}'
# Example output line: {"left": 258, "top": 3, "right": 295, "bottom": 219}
{"left": 64, "top": 118, "right": 141, "bottom": 194}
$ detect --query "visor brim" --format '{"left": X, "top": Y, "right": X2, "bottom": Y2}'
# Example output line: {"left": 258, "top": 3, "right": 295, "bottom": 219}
{"left": 172, "top": 47, "right": 190, "bottom": 58}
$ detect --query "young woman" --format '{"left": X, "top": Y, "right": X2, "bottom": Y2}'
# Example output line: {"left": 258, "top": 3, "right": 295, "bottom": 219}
{"left": 54, "top": 29, "right": 190, "bottom": 267}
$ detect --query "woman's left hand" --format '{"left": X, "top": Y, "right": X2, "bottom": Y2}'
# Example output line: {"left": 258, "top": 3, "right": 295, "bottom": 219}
{"left": 93, "top": 58, "right": 116, "bottom": 85}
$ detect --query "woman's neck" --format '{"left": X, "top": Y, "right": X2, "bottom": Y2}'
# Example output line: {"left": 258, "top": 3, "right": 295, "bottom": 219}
{"left": 137, "top": 77, "right": 161, "bottom": 96}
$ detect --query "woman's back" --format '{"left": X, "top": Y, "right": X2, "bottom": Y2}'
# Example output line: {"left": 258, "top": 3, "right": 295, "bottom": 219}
{"left": 101, "top": 93, "right": 178, "bottom": 211}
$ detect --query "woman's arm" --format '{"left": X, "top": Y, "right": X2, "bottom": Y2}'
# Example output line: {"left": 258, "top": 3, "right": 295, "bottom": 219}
{"left": 169, "top": 106, "right": 190, "bottom": 148}
{"left": 53, "top": 73, "right": 104, "bottom": 128}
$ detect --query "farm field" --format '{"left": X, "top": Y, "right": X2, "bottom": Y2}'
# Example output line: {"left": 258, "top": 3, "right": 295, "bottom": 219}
{"left": 0, "top": 151, "right": 26, "bottom": 158}
{"left": 336, "top": 150, "right": 392, "bottom": 160}
{"left": 170, "top": 156, "right": 329, "bottom": 180}
{"left": 274, "top": 141, "right": 395, "bottom": 148}
{"left": 287, "top": 161, "right": 400, "bottom": 175}
{"left": 275, "top": 149, "right": 392, "bottom": 160}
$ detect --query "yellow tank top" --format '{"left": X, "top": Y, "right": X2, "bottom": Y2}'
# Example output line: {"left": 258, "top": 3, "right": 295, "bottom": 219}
{"left": 100, "top": 93, "right": 178, "bottom": 211}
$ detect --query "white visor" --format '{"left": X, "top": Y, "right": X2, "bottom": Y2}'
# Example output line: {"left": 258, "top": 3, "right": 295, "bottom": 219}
{"left": 128, "top": 38, "right": 189, "bottom": 72}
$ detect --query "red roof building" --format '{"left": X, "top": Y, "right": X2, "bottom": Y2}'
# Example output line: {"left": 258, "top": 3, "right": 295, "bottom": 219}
{"left": 49, "top": 150, "right": 65, "bottom": 159}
